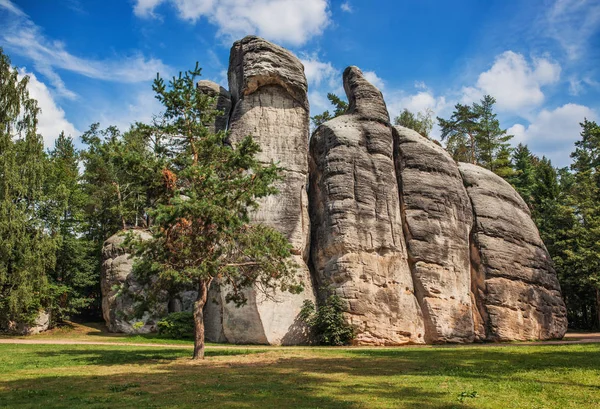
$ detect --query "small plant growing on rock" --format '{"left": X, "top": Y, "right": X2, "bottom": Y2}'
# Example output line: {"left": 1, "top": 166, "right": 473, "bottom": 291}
{"left": 300, "top": 294, "right": 355, "bottom": 346}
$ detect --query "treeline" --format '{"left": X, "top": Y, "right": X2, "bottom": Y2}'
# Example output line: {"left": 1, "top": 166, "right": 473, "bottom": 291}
{"left": 313, "top": 93, "right": 600, "bottom": 330}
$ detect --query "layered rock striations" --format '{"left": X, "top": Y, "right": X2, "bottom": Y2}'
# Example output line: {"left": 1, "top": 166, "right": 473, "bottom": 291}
{"left": 101, "top": 36, "right": 568, "bottom": 344}
{"left": 215, "top": 36, "right": 315, "bottom": 345}
{"left": 394, "top": 126, "right": 475, "bottom": 343}
{"left": 309, "top": 67, "right": 425, "bottom": 345}
{"left": 459, "top": 163, "right": 568, "bottom": 341}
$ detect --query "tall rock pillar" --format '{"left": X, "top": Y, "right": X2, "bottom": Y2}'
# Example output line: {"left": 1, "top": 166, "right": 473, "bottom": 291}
{"left": 223, "top": 36, "right": 315, "bottom": 345}
{"left": 309, "top": 67, "right": 425, "bottom": 345}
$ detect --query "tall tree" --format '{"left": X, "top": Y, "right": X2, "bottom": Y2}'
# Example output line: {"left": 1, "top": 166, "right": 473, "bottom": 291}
{"left": 394, "top": 108, "right": 434, "bottom": 138}
{"left": 44, "top": 132, "right": 98, "bottom": 321}
{"left": 0, "top": 48, "right": 56, "bottom": 328}
{"left": 311, "top": 93, "right": 348, "bottom": 127}
{"left": 438, "top": 95, "right": 513, "bottom": 176}
{"left": 133, "top": 64, "right": 302, "bottom": 359}
{"left": 510, "top": 144, "right": 537, "bottom": 208}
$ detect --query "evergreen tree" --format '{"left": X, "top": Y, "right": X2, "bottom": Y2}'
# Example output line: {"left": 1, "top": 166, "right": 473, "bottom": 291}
{"left": 45, "top": 133, "right": 98, "bottom": 321}
{"left": 0, "top": 48, "right": 56, "bottom": 328}
{"left": 394, "top": 108, "right": 434, "bottom": 138}
{"left": 311, "top": 93, "right": 348, "bottom": 127}
{"left": 133, "top": 64, "right": 302, "bottom": 359}
{"left": 438, "top": 95, "right": 513, "bottom": 177}
{"left": 510, "top": 144, "right": 537, "bottom": 208}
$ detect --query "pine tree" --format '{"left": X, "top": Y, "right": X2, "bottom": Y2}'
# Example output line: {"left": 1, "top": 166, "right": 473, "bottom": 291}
{"left": 394, "top": 108, "right": 434, "bottom": 138}
{"left": 510, "top": 144, "right": 537, "bottom": 207}
{"left": 0, "top": 48, "right": 56, "bottom": 329}
{"left": 311, "top": 93, "right": 348, "bottom": 127}
{"left": 133, "top": 64, "right": 302, "bottom": 359}
{"left": 438, "top": 103, "right": 478, "bottom": 164}
{"left": 45, "top": 133, "right": 98, "bottom": 321}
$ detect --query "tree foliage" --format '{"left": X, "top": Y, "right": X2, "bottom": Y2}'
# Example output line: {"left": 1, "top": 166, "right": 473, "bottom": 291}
{"left": 300, "top": 294, "right": 356, "bottom": 346}
{"left": 132, "top": 64, "right": 302, "bottom": 359}
{"left": 0, "top": 48, "right": 56, "bottom": 328}
{"left": 438, "top": 95, "right": 513, "bottom": 177}
{"left": 394, "top": 108, "right": 434, "bottom": 138}
{"left": 311, "top": 93, "right": 348, "bottom": 127}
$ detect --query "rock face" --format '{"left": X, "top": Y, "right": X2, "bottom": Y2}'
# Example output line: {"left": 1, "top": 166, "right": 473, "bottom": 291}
{"left": 101, "top": 230, "right": 198, "bottom": 334}
{"left": 459, "top": 163, "right": 568, "bottom": 341}
{"left": 100, "top": 36, "right": 568, "bottom": 344}
{"left": 394, "top": 126, "right": 475, "bottom": 343}
{"left": 196, "top": 80, "right": 231, "bottom": 133}
{"left": 309, "top": 67, "right": 425, "bottom": 345}
{"left": 213, "top": 35, "right": 315, "bottom": 345}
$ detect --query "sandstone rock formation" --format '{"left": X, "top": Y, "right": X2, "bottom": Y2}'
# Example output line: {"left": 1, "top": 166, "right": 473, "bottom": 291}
{"left": 309, "top": 67, "right": 425, "bottom": 345}
{"left": 394, "top": 126, "right": 475, "bottom": 343}
{"left": 101, "top": 36, "right": 568, "bottom": 344}
{"left": 459, "top": 163, "right": 568, "bottom": 341}
{"left": 211, "top": 35, "right": 315, "bottom": 345}
{"left": 196, "top": 80, "right": 231, "bottom": 133}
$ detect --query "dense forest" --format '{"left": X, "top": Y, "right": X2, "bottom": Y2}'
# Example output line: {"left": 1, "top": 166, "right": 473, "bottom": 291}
{"left": 1, "top": 47, "right": 599, "bottom": 332}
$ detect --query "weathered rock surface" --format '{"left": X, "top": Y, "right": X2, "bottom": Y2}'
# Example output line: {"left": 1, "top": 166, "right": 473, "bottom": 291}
{"left": 394, "top": 126, "right": 475, "bottom": 343}
{"left": 216, "top": 35, "right": 315, "bottom": 345}
{"left": 309, "top": 67, "right": 425, "bottom": 345}
{"left": 196, "top": 80, "right": 231, "bottom": 134}
{"left": 101, "top": 230, "right": 198, "bottom": 334}
{"left": 459, "top": 163, "right": 568, "bottom": 340}
{"left": 2, "top": 311, "right": 51, "bottom": 335}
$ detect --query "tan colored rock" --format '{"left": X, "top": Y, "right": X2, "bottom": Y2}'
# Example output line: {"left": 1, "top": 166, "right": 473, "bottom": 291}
{"left": 459, "top": 163, "right": 568, "bottom": 340}
{"left": 309, "top": 67, "right": 425, "bottom": 345}
{"left": 394, "top": 126, "right": 475, "bottom": 343}
{"left": 221, "top": 35, "right": 315, "bottom": 345}
{"left": 196, "top": 80, "right": 231, "bottom": 134}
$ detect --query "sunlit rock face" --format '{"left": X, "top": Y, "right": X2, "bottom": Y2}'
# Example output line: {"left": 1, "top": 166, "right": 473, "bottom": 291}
{"left": 459, "top": 163, "right": 568, "bottom": 341}
{"left": 102, "top": 36, "right": 568, "bottom": 344}
{"left": 309, "top": 67, "right": 425, "bottom": 345}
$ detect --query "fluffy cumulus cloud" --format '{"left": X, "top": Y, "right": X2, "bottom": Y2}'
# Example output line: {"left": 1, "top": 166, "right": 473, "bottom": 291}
{"left": 133, "top": 0, "right": 331, "bottom": 46}
{"left": 301, "top": 56, "right": 338, "bottom": 88}
{"left": 18, "top": 69, "right": 79, "bottom": 148}
{"left": 461, "top": 51, "right": 561, "bottom": 114}
{"left": 508, "top": 103, "right": 597, "bottom": 167}
{"left": 0, "top": 1, "right": 171, "bottom": 99}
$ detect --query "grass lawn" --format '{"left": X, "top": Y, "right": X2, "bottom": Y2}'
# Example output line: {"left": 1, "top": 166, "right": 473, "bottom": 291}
{"left": 1, "top": 329, "right": 599, "bottom": 409}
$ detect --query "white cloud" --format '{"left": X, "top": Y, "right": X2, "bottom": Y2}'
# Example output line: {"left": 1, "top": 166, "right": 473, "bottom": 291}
{"left": 507, "top": 103, "right": 597, "bottom": 167}
{"left": 17, "top": 69, "right": 79, "bottom": 148}
{"left": 133, "top": 0, "right": 331, "bottom": 46}
{"left": 461, "top": 51, "right": 561, "bottom": 113}
{"left": 545, "top": 0, "right": 600, "bottom": 61}
{"left": 300, "top": 56, "right": 338, "bottom": 88}
{"left": 340, "top": 2, "right": 352, "bottom": 13}
{"left": 363, "top": 70, "right": 385, "bottom": 91}
{"left": 1, "top": 0, "right": 171, "bottom": 99}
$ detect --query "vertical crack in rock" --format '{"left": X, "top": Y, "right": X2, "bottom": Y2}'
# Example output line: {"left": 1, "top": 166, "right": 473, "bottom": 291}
{"left": 309, "top": 66, "right": 425, "bottom": 345}
{"left": 458, "top": 163, "right": 568, "bottom": 341}
{"left": 393, "top": 126, "right": 475, "bottom": 343}
{"left": 221, "top": 36, "right": 315, "bottom": 345}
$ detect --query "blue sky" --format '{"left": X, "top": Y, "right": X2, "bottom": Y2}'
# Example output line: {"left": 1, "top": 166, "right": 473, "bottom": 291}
{"left": 1, "top": 0, "right": 599, "bottom": 167}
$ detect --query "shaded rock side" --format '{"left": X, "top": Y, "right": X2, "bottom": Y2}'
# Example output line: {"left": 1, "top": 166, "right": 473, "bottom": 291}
{"left": 458, "top": 163, "right": 568, "bottom": 341}
{"left": 101, "top": 230, "right": 198, "bottom": 334}
{"left": 221, "top": 35, "right": 315, "bottom": 345}
{"left": 196, "top": 80, "right": 231, "bottom": 134}
{"left": 309, "top": 67, "right": 425, "bottom": 345}
{"left": 394, "top": 126, "right": 475, "bottom": 343}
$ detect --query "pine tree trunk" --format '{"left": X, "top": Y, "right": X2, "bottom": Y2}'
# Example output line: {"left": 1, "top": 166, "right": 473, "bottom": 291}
{"left": 596, "top": 288, "right": 600, "bottom": 330}
{"left": 192, "top": 278, "right": 211, "bottom": 360}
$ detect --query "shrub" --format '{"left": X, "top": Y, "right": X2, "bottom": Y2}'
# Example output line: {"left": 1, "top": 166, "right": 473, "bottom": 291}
{"left": 300, "top": 294, "right": 355, "bottom": 346}
{"left": 156, "top": 312, "right": 194, "bottom": 339}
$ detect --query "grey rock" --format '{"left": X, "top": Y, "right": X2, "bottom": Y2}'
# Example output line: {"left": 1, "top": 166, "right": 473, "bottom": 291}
{"left": 196, "top": 80, "right": 231, "bottom": 134}
{"left": 309, "top": 67, "right": 425, "bottom": 345}
{"left": 459, "top": 163, "right": 568, "bottom": 341}
{"left": 221, "top": 35, "right": 315, "bottom": 345}
{"left": 101, "top": 230, "right": 198, "bottom": 334}
{"left": 394, "top": 126, "right": 475, "bottom": 343}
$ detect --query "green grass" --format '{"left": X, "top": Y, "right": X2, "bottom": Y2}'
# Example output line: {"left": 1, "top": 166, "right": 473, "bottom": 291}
{"left": 1, "top": 341, "right": 599, "bottom": 408}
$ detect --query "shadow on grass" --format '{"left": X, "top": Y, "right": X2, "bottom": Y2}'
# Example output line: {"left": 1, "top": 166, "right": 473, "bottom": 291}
{"left": 1, "top": 344, "right": 599, "bottom": 408}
